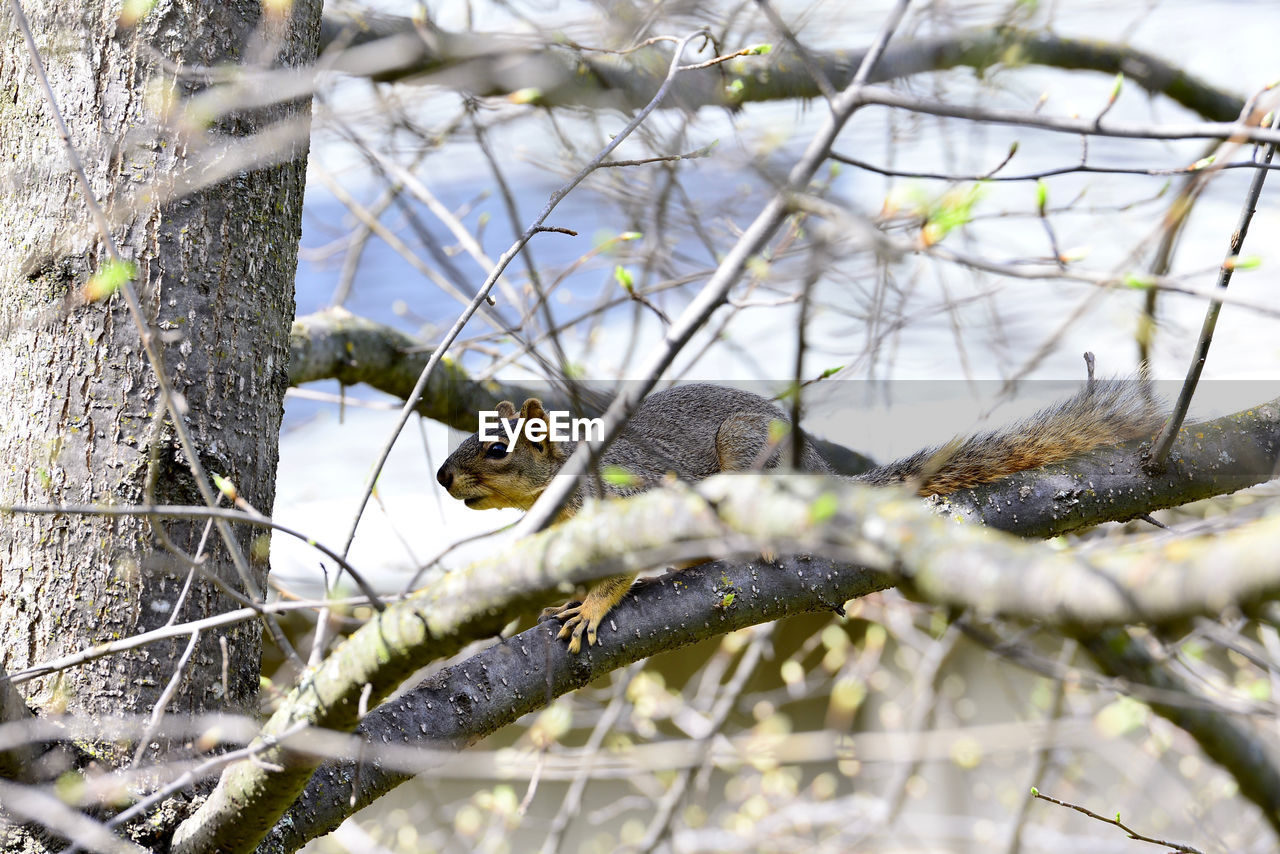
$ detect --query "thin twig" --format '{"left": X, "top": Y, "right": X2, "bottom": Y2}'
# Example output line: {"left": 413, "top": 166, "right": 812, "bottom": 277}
{"left": 537, "top": 662, "right": 644, "bottom": 853}
{"left": 833, "top": 150, "right": 1280, "bottom": 182}
{"left": 129, "top": 631, "right": 200, "bottom": 768}
{"left": 4, "top": 595, "right": 394, "bottom": 686}
{"left": 629, "top": 626, "right": 773, "bottom": 853}
{"left": 105, "top": 722, "right": 310, "bottom": 831}
{"left": 1030, "top": 789, "right": 1205, "bottom": 854}
{"left": 753, "top": 0, "right": 837, "bottom": 102}
{"left": 857, "top": 86, "right": 1280, "bottom": 146}
{"left": 1147, "top": 108, "right": 1280, "bottom": 469}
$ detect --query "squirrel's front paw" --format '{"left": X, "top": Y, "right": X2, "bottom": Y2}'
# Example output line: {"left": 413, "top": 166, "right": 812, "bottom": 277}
{"left": 541, "top": 599, "right": 603, "bottom": 654}
{"left": 541, "top": 574, "right": 636, "bottom": 654}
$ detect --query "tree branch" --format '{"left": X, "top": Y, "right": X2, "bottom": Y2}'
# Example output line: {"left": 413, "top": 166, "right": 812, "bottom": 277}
{"left": 317, "top": 17, "right": 1244, "bottom": 121}
{"left": 254, "top": 555, "right": 881, "bottom": 852}
{"left": 288, "top": 308, "right": 610, "bottom": 431}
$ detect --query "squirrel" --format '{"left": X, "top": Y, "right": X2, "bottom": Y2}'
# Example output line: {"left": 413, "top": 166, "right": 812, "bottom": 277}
{"left": 436, "top": 378, "right": 1162, "bottom": 653}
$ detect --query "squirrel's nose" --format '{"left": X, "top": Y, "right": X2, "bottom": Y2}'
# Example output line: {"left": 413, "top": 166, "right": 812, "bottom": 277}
{"left": 437, "top": 465, "right": 453, "bottom": 491}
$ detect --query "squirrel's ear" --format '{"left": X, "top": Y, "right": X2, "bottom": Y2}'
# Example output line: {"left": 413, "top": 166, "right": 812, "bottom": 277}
{"left": 496, "top": 401, "right": 517, "bottom": 419}
{"left": 520, "top": 398, "right": 547, "bottom": 422}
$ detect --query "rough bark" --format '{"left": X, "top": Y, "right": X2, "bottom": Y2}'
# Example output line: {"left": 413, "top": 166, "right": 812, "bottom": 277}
{"left": 0, "top": 0, "right": 321, "bottom": 841}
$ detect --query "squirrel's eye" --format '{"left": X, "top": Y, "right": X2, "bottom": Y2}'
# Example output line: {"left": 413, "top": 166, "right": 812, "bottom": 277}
{"left": 484, "top": 442, "right": 508, "bottom": 459}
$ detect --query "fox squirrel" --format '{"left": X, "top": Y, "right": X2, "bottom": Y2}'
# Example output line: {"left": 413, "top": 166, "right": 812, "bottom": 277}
{"left": 436, "top": 379, "right": 1162, "bottom": 653}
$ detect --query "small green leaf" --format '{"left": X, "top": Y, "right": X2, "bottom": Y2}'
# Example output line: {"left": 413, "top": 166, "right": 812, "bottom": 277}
{"left": 1122, "top": 273, "right": 1153, "bottom": 290}
{"left": 1108, "top": 72, "right": 1124, "bottom": 103}
{"left": 809, "top": 492, "right": 839, "bottom": 524}
{"left": 614, "top": 265, "right": 634, "bottom": 292}
{"left": 1030, "top": 786, "right": 1039, "bottom": 797}
{"left": 922, "top": 184, "right": 984, "bottom": 245}
{"left": 211, "top": 473, "right": 236, "bottom": 500}
{"left": 1226, "top": 254, "right": 1263, "bottom": 270}
{"left": 602, "top": 465, "right": 640, "bottom": 487}
{"left": 84, "top": 259, "right": 136, "bottom": 302}
{"left": 1034, "top": 179, "right": 1048, "bottom": 214}
{"left": 509, "top": 87, "right": 544, "bottom": 105}
{"left": 747, "top": 43, "right": 772, "bottom": 55}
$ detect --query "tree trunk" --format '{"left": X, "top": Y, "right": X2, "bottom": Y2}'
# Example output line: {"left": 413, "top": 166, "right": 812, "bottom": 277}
{"left": 0, "top": 0, "right": 319, "bottom": 843}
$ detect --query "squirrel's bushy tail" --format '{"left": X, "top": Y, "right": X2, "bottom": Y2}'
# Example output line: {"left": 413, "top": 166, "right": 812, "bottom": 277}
{"left": 856, "top": 377, "right": 1164, "bottom": 496}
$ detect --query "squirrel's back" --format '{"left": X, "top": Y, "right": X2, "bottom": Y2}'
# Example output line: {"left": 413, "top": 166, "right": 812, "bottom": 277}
{"left": 857, "top": 377, "right": 1163, "bottom": 495}
{"left": 603, "top": 384, "right": 830, "bottom": 494}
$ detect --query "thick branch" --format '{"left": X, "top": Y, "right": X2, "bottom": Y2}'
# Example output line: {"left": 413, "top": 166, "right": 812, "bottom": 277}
{"left": 318, "top": 17, "right": 1243, "bottom": 121}
{"left": 254, "top": 555, "right": 882, "bottom": 853}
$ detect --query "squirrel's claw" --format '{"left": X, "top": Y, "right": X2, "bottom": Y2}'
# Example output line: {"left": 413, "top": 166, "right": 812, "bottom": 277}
{"left": 552, "top": 601, "right": 601, "bottom": 654}
{"left": 543, "top": 596, "right": 608, "bottom": 654}
{"left": 539, "top": 601, "right": 580, "bottom": 623}
{"left": 559, "top": 615, "right": 593, "bottom": 654}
